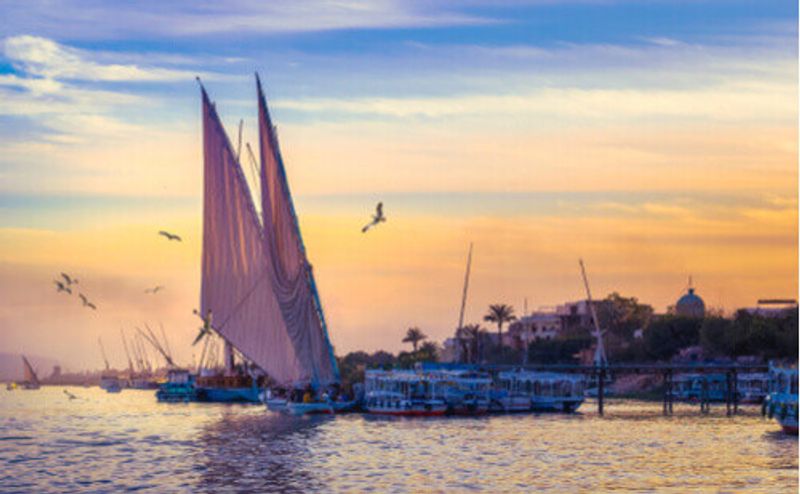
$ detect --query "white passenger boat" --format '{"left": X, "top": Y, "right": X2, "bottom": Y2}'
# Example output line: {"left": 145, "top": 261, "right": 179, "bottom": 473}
{"left": 737, "top": 372, "right": 770, "bottom": 404}
{"left": 765, "top": 363, "right": 798, "bottom": 435}
{"left": 364, "top": 370, "right": 448, "bottom": 416}
{"left": 498, "top": 370, "right": 585, "bottom": 413}
{"left": 494, "top": 372, "right": 533, "bottom": 412}
{"left": 529, "top": 373, "right": 584, "bottom": 412}
{"left": 429, "top": 370, "right": 492, "bottom": 415}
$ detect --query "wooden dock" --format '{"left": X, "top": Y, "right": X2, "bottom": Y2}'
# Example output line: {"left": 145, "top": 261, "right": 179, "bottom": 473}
{"left": 482, "top": 363, "right": 770, "bottom": 416}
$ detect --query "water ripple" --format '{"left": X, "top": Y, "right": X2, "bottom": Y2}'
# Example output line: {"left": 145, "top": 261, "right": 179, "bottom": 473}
{"left": 0, "top": 388, "right": 796, "bottom": 492}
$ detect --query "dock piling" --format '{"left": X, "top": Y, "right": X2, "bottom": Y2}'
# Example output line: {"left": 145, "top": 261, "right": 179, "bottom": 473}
{"left": 725, "top": 372, "right": 732, "bottom": 417}
{"left": 597, "top": 368, "right": 605, "bottom": 416}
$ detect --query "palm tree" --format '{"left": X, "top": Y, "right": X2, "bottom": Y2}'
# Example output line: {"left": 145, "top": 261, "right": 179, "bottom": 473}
{"left": 484, "top": 304, "right": 517, "bottom": 347}
{"left": 457, "top": 324, "right": 487, "bottom": 363}
{"left": 417, "top": 341, "right": 441, "bottom": 362}
{"left": 402, "top": 327, "right": 427, "bottom": 352}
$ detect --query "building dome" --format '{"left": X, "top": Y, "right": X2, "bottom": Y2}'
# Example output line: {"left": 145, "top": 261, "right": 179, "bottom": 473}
{"left": 676, "top": 288, "right": 705, "bottom": 318}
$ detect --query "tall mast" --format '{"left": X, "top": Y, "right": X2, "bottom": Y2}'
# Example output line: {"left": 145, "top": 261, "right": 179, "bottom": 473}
{"left": 120, "top": 329, "right": 134, "bottom": 375}
{"left": 98, "top": 337, "right": 110, "bottom": 371}
{"left": 579, "top": 259, "right": 607, "bottom": 367}
{"left": 457, "top": 243, "right": 474, "bottom": 331}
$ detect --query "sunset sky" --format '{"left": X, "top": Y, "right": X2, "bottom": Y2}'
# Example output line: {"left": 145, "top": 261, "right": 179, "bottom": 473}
{"left": 0, "top": 1, "right": 796, "bottom": 371}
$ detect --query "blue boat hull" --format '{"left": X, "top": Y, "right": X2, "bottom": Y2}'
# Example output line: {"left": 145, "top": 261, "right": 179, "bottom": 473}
{"left": 197, "top": 386, "right": 261, "bottom": 403}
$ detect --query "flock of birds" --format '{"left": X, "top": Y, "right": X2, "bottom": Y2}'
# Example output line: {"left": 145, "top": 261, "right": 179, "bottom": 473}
{"left": 51, "top": 230, "right": 186, "bottom": 307}
{"left": 48, "top": 188, "right": 385, "bottom": 400}
{"left": 52, "top": 205, "right": 385, "bottom": 327}
{"left": 53, "top": 273, "right": 96, "bottom": 310}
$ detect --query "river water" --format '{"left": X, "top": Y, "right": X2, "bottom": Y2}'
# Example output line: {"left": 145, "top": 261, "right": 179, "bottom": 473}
{"left": 0, "top": 387, "right": 796, "bottom": 493}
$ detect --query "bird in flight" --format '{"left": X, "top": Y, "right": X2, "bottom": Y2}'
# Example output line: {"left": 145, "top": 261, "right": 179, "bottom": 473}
{"left": 145, "top": 286, "right": 164, "bottom": 294}
{"left": 54, "top": 280, "right": 72, "bottom": 294}
{"left": 158, "top": 231, "right": 182, "bottom": 242}
{"left": 78, "top": 293, "right": 97, "bottom": 310}
{"left": 361, "top": 202, "right": 386, "bottom": 233}
{"left": 60, "top": 273, "right": 78, "bottom": 285}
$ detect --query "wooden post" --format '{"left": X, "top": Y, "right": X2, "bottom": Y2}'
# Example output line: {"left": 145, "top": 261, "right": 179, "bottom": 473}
{"left": 733, "top": 370, "right": 739, "bottom": 415}
{"left": 668, "top": 370, "right": 674, "bottom": 415}
{"left": 725, "top": 372, "right": 732, "bottom": 417}
{"left": 701, "top": 376, "right": 709, "bottom": 414}
{"left": 597, "top": 368, "right": 605, "bottom": 416}
{"left": 663, "top": 371, "right": 669, "bottom": 416}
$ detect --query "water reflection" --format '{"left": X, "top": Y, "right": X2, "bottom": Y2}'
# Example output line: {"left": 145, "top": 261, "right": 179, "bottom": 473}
{"left": 0, "top": 389, "right": 796, "bottom": 493}
{"left": 196, "top": 412, "right": 331, "bottom": 493}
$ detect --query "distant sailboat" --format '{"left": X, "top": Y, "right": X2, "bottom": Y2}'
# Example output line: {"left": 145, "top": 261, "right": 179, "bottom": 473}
{"left": 21, "top": 356, "right": 41, "bottom": 390}
{"left": 191, "top": 76, "right": 341, "bottom": 409}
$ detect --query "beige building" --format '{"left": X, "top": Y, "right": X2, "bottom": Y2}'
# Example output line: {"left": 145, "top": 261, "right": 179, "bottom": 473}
{"left": 506, "top": 311, "right": 563, "bottom": 349}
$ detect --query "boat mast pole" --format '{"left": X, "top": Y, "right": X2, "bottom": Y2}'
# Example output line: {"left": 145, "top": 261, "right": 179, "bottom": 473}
{"left": 579, "top": 259, "right": 607, "bottom": 367}
{"left": 456, "top": 243, "right": 473, "bottom": 363}
{"left": 120, "top": 329, "right": 134, "bottom": 376}
{"left": 98, "top": 337, "right": 110, "bottom": 371}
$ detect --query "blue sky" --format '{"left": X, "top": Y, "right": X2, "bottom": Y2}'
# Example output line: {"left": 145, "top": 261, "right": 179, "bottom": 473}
{"left": 0, "top": 1, "right": 796, "bottom": 368}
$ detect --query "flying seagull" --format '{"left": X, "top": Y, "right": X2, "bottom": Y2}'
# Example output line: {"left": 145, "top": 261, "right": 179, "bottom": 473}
{"left": 78, "top": 293, "right": 97, "bottom": 310}
{"left": 145, "top": 286, "right": 164, "bottom": 294}
{"left": 158, "top": 231, "right": 182, "bottom": 242}
{"left": 54, "top": 280, "right": 72, "bottom": 294}
{"left": 192, "top": 309, "right": 213, "bottom": 346}
{"left": 61, "top": 273, "right": 78, "bottom": 285}
{"left": 361, "top": 202, "right": 386, "bottom": 233}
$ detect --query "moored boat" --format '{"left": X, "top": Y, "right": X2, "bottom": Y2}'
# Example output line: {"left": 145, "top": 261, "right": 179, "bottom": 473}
{"left": 100, "top": 374, "right": 123, "bottom": 393}
{"left": 765, "top": 363, "right": 798, "bottom": 435}
{"left": 497, "top": 370, "right": 585, "bottom": 413}
{"left": 156, "top": 368, "right": 197, "bottom": 403}
{"left": 195, "top": 371, "right": 262, "bottom": 403}
{"left": 737, "top": 372, "right": 770, "bottom": 404}
{"left": 429, "top": 369, "right": 491, "bottom": 415}
{"left": 364, "top": 370, "right": 448, "bottom": 416}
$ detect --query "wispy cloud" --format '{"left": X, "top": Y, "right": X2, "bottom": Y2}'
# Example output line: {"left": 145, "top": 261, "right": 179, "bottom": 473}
{"left": 3, "top": 35, "right": 219, "bottom": 82}
{"left": 274, "top": 82, "right": 795, "bottom": 122}
{"left": 0, "top": 1, "right": 492, "bottom": 40}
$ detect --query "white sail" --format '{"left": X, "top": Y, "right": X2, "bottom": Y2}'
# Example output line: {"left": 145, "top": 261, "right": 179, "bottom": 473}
{"left": 199, "top": 83, "right": 338, "bottom": 386}
{"left": 200, "top": 87, "right": 304, "bottom": 385}
{"left": 256, "top": 76, "right": 339, "bottom": 386}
